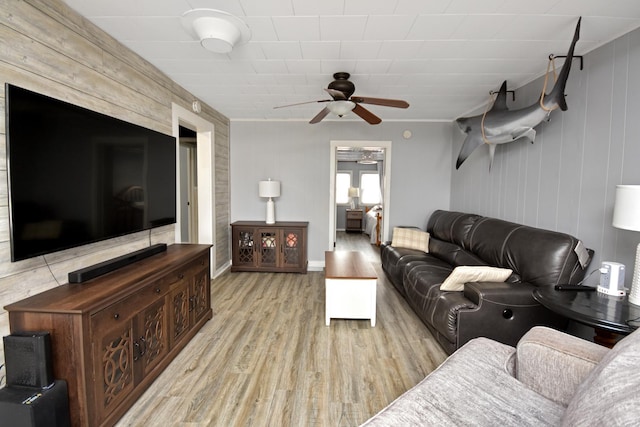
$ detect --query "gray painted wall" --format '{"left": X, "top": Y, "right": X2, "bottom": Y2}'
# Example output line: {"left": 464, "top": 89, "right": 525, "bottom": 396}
{"left": 451, "top": 27, "right": 640, "bottom": 289}
{"left": 230, "top": 121, "right": 452, "bottom": 265}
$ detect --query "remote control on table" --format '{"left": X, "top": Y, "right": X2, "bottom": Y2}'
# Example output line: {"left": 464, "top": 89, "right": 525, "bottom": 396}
{"left": 554, "top": 285, "right": 596, "bottom": 291}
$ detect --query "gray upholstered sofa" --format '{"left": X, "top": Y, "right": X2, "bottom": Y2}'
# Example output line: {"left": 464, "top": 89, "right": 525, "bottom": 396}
{"left": 362, "top": 326, "right": 640, "bottom": 426}
{"left": 381, "top": 210, "right": 592, "bottom": 354}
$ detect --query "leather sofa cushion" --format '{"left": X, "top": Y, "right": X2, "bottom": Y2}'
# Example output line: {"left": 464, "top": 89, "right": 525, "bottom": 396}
{"left": 427, "top": 210, "right": 481, "bottom": 249}
{"left": 467, "top": 217, "right": 584, "bottom": 287}
{"left": 429, "top": 238, "right": 487, "bottom": 267}
{"left": 380, "top": 243, "right": 432, "bottom": 296}
{"left": 403, "top": 261, "right": 477, "bottom": 344}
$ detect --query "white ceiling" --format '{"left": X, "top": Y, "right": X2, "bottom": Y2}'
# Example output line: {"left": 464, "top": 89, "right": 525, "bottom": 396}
{"left": 61, "top": 0, "right": 640, "bottom": 123}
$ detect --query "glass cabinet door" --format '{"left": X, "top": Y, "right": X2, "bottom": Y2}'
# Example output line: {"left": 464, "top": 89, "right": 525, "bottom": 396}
{"left": 281, "top": 228, "right": 304, "bottom": 269}
{"left": 233, "top": 227, "right": 256, "bottom": 268}
{"left": 257, "top": 229, "right": 278, "bottom": 267}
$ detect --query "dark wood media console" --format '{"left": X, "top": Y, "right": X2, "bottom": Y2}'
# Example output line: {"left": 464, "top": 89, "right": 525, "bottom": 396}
{"left": 4, "top": 244, "right": 213, "bottom": 427}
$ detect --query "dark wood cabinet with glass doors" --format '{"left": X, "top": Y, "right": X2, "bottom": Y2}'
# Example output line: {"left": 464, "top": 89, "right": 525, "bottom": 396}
{"left": 231, "top": 221, "right": 308, "bottom": 273}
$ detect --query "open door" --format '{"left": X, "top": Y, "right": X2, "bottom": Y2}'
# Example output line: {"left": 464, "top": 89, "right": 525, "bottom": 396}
{"left": 328, "top": 140, "right": 392, "bottom": 250}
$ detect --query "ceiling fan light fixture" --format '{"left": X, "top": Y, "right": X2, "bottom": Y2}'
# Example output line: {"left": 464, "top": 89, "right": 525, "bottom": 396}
{"left": 182, "top": 9, "right": 251, "bottom": 54}
{"left": 358, "top": 151, "right": 377, "bottom": 164}
{"left": 327, "top": 100, "right": 355, "bottom": 117}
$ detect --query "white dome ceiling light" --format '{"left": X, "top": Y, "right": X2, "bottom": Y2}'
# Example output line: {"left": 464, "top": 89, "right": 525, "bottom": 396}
{"left": 181, "top": 9, "right": 251, "bottom": 54}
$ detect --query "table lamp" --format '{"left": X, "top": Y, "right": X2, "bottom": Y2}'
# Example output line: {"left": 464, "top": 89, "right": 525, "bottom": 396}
{"left": 348, "top": 187, "right": 360, "bottom": 209}
{"left": 612, "top": 184, "right": 640, "bottom": 305}
{"left": 259, "top": 179, "right": 280, "bottom": 224}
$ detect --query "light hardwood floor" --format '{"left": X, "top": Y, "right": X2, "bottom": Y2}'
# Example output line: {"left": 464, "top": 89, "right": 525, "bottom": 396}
{"left": 116, "top": 233, "right": 447, "bottom": 426}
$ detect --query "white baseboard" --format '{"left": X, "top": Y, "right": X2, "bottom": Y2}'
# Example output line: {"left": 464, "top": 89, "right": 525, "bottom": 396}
{"left": 308, "top": 260, "right": 325, "bottom": 271}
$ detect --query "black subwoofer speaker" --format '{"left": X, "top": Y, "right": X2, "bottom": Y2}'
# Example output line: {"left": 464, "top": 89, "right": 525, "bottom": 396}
{"left": 3, "top": 331, "right": 54, "bottom": 389}
{"left": 0, "top": 380, "right": 70, "bottom": 427}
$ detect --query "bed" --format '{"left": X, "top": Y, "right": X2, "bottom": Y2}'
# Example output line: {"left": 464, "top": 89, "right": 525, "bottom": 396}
{"left": 364, "top": 205, "right": 383, "bottom": 245}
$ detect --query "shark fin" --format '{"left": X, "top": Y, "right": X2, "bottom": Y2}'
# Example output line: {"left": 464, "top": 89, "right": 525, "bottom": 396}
{"left": 491, "top": 81, "right": 509, "bottom": 111}
{"left": 488, "top": 144, "right": 496, "bottom": 171}
{"left": 510, "top": 128, "right": 537, "bottom": 144}
{"left": 455, "top": 116, "right": 471, "bottom": 132}
{"left": 456, "top": 134, "right": 483, "bottom": 169}
{"left": 546, "top": 17, "right": 581, "bottom": 111}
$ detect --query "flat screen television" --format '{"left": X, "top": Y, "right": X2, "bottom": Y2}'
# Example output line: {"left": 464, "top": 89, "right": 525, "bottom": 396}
{"left": 5, "top": 84, "right": 177, "bottom": 262}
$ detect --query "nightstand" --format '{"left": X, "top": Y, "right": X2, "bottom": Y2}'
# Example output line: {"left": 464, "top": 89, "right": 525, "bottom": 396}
{"left": 345, "top": 209, "right": 363, "bottom": 233}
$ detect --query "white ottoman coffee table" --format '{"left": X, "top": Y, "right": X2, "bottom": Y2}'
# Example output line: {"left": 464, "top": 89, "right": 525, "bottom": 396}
{"left": 325, "top": 251, "right": 377, "bottom": 327}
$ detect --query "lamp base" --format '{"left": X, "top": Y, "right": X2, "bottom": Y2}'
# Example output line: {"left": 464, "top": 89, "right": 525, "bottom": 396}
{"left": 628, "top": 242, "right": 640, "bottom": 305}
{"left": 266, "top": 198, "right": 275, "bottom": 224}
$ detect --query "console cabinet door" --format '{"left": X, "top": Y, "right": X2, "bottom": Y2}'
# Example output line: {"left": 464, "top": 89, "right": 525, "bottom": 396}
{"left": 280, "top": 227, "right": 306, "bottom": 270}
{"left": 256, "top": 228, "right": 279, "bottom": 268}
{"left": 169, "top": 281, "right": 191, "bottom": 348}
{"left": 232, "top": 226, "right": 257, "bottom": 268}
{"left": 91, "top": 312, "right": 135, "bottom": 425}
{"left": 191, "top": 265, "right": 211, "bottom": 326}
{"left": 134, "top": 297, "right": 169, "bottom": 381}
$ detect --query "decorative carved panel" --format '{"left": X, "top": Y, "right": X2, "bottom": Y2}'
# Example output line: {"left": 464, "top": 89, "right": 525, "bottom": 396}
{"left": 172, "top": 288, "right": 189, "bottom": 341}
{"left": 101, "top": 329, "right": 133, "bottom": 407}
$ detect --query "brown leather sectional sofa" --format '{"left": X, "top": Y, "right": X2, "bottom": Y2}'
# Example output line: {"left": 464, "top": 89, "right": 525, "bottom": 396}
{"left": 381, "top": 210, "right": 592, "bottom": 354}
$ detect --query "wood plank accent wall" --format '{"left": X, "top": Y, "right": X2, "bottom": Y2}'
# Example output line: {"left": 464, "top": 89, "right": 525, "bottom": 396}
{"left": 0, "top": 0, "right": 231, "bottom": 368}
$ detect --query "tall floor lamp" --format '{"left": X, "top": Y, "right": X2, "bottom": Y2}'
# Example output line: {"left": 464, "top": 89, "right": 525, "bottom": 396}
{"left": 612, "top": 184, "right": 640, "bottom": 305}
{"left": 259, "top": 179, "right": 281, "bottom": 224}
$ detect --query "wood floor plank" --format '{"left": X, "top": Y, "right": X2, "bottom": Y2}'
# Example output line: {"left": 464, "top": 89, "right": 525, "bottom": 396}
{"left": 116, "top": 233, "right": 447, "bottom": 426}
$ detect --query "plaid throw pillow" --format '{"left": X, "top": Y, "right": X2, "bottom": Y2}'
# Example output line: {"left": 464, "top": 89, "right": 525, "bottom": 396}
{"left": 391, "top": 227, "right": 429, "bottom": 253}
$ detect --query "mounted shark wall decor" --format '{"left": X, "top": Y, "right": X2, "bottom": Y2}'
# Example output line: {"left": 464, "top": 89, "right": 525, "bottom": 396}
{"left": 455, "top": 17, "right": 582, "bottom": 170}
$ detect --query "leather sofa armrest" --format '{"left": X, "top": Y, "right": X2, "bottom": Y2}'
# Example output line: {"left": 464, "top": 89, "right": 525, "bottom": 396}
{"left": 457, "top": 282, "right": 566, "bottom": 350}
{"left": 463, "top": 281, "right": 537, "bottom": 305}
{"left": 516, "top": 326, "right": 609, "bottom": 406}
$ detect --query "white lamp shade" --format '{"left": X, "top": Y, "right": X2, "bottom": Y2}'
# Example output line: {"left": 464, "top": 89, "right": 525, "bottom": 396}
{"left": 613, "top": 185, "right": 640, "bottom": 232}
{"left": 348, "top": 187, "right": 360, "bottom": 198}
{"left": 259, "top": 180, "right": 281, "bottom": 198}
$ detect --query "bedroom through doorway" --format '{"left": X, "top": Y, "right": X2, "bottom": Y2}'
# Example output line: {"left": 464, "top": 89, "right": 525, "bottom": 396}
{"left": 329, "top": 140, "right": 392, "bottom": 251}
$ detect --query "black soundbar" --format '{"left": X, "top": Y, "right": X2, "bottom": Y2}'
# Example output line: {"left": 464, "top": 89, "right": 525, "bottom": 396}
{"left": 68, "top": 243, "right": 168, "bottom": 283}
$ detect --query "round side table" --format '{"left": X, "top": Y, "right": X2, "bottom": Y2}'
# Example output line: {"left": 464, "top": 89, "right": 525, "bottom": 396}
{"left": 533, "top": 288, "right": 640, "bottom": 347}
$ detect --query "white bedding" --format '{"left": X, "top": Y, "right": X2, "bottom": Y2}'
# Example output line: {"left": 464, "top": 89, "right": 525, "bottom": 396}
{"left": 364, "top": 206, "right": 382, "bottom": 244}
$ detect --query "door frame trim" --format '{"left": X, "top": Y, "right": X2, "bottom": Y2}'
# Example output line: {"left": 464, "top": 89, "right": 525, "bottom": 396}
{"left": 172, "top": 103, "right": 216, "bottom": 273}
{"left": 329, "top": 140, "right": 392, "bottom": 250}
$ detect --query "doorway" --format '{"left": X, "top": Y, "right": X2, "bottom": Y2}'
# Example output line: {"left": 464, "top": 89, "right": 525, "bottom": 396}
{"left": 328, "top": 140, "right": 392, "bottom": 250}
{"left": 179, "top": 126, "right": 198, "bottom": 243}
{"left": 172, "top": 103, "right": 216, "bottom": 274}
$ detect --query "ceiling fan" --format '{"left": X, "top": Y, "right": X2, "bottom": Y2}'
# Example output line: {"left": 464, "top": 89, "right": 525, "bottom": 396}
{"left": 274, "top": 72, "right": 410, "bottom": 125}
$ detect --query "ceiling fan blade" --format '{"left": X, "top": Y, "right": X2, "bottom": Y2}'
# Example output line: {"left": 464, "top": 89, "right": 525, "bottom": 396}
{"left": 352, "top": 104, "right": 381, "bottom": 125}
{"left": 310, "top": 107, "right": 331, "bottom": 124}
{"left": 324, "top": 88, "right": 348, "bottom": 100}
{"left": 274, "top": 99, "right": 331, "bottom": 109}
{"left": 351, "top": 96, "right": 409, "bottom": 109}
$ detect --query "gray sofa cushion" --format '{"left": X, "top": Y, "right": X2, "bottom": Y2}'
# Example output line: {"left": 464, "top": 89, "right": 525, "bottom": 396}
{"left": 562, "top": 328, "right": 640, "bottom": 426}
{"left": 361, "top": 337, "right": 565, "bottom": 426}
{"left": 516, "top": 326, "right": 609, "bottom": 406}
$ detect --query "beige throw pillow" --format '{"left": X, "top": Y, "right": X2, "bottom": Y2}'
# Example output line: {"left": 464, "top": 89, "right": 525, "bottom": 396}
{"left": 391, "top": 227, "right": 429, "bottom": 253}
{"left": 440, "top": 266, "right": 513, "bottom": 291}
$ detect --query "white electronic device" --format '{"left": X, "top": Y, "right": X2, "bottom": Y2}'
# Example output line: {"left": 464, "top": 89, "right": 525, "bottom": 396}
{"left": 597, "top": 262, "right": 626, "bottom": 296}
